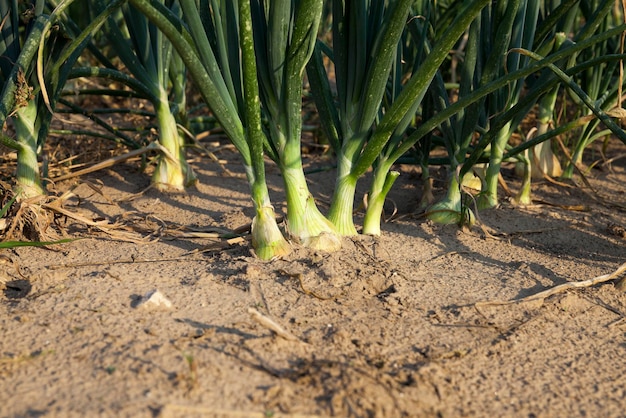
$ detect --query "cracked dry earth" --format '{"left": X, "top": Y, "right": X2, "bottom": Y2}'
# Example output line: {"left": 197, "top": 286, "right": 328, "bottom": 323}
{"left": 1, "top": 136, "right": 625, "bottom": 418}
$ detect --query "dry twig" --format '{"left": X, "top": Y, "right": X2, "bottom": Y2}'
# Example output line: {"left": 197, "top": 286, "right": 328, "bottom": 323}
{"left": 248, "top": 307, "right": 305, "bottom": 343}
{"left": 476, "top": 262, "right": 626, "bottom": 307}
{"left": 51, "top": 143, "right": 163, "bottom": 182}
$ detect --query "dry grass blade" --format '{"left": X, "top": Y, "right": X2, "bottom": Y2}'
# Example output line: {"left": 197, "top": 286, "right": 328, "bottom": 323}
{"left": 247, "top": 307, "right": 306, "bottom": 343}
{"left": 51, "top": 143, "right": 162, "bottom": 182}
{"left": 110, "top": 212, "right": 243, "bottom": 242}
{"left": 476, "top": 262, "right": 626, "bottom": 307}
{"left": 383, "top": 197, "right": 398, "bottom": 223}
{"left": 178, "top": 126, "right": 235, "bottom": 176}
{"left": 531, "top": 199, "right": 589, "bottom": 211}
{"left": 42, "top": 198, "right": 153, "bottom": 244}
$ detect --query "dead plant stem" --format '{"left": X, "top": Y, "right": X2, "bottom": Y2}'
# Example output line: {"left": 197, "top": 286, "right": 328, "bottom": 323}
{"left": 476, "top": 262, "right": 626, "bottom": 307}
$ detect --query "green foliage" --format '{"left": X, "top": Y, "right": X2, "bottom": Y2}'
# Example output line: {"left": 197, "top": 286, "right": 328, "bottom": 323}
{"left": 0, "top": 0, "right": 124, "bottom": 197}
{"left": 1, "top": 0, "right": 624, "bottom": 254}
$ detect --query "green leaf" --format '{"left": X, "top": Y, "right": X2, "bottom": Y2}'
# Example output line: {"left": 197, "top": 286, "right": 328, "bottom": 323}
{"left": 0, "top": 238, "right": 79, "bottom": 249}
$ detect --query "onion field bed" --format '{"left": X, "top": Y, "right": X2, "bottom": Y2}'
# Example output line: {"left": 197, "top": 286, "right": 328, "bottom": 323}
{"left": 1, "top": 135, "right": 625, "bottom": 418}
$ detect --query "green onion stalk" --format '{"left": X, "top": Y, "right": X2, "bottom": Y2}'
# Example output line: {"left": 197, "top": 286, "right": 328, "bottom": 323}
{"left": 357, "top": 11, "right": 626, "bottom": 227}
{"left": 11, "top": 100, "right": 44, "bottom": 198}
{"left": 308, "top": 0, "right": 490, "bottom": 235}
{"left": 408, "top": 10, "right": 441, "bottom": 212}
{"left": 514, "top": 149, "right": 532, "bottom": 205}
{"left": 388, "top": 21, "right": 626, "bottom": 224}
{"left": 561, "top": 0, "right": 622, "bottom": 179}
{"left": 512, "top": 57, "right": 564, "bottom": 206}
{"left": 168, "top": 49, "right": 191, "bottom": 132}
{"left": 417, "top": 0, "right": 538, "bottom": 215}
{"left": 411, "top": 1, "right": 505, "bottom": 223}
{"left": 518, "top": 1, "right": 581, "bottom": 185}
{"left": 239, "top": 0, "right": 291, "bottom": 259}
{"left": 152, "top": 87, "right": 196, "bottom": 189}
{"left": 470, "top": 0, "right": 539, "bottom": 210}
{"left": 0, "top": 1, "right": 46, "bottom": 199}
{"left": 249, "top": 0, "right": 339, "bottom": 250}
{"left": 411, "top": 59, "right": 453, "bottom": 211}
{"left": 424, "top": 0, "right": 534, "bottom": 214}
{"left": 528, "top": 56, "right": 565, "bottom": 179}
{"left": 513, "top": 60, "right": 564, "bottom": 206}
{"left": 306, "top": 0, "right": 417, "bottom": 236}
{"left": 414, "top": 142, "right": 435, "bottom": 210}
{"left": 361, "top": 6, "right": 429, "bottom": 235}
{"left": 0, "top": 0, "right": 124, "bottom": 199}
{"left": 93, "top": 0, "right": 196, "bottom": 191}
{"left": 127, "top": 0, "right": 290, "bottom": 259}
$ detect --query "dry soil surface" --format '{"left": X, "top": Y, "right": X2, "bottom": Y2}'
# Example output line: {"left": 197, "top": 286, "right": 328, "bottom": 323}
{"left": 1, "top": 138, "right": 626, "bottom": 418}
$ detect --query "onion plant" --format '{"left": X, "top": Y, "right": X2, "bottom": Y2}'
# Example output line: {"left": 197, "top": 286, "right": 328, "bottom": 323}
{"left": 0, "top": 0, "right": 123, "bottom": 198}
{"left": 89, "top": 0, "right": 197, "bottom": 191}
{"left": 415, "top": 0, "right": 542, "bottom": 218}
{"left": 307, "top": 0, "right": 490, "bottom": 235}
{"left": 472, "top": 0, "right": 540, "bottom": 210}
{"left": 408, "top": 0, "right": 624, "bottom": 219}
{"left": 474, "top": 0, "right": 625, "bottom": 200}
{"left": 249, "top": 0, "right": 339, "bottom": 250}
{"left": 0, "top": 1, "right": 48, "bottom": 198}
{"left": 126, "top": 0, "right": 294, "bottom": 259}
{"left": 478, "top": 0, "right": 624, "bottom": 203}
{"left": 518, "top": 0, "right": 582, "bottom": 184}
{"left": 512, "top": 27, "right": 571, "bottom": 204}
{"left": 459, "top": 25, "right": 626, "bottom": 185}
{"left": 525, "top": 42, "right": 565, "bottom": 180}
{"left": 128, "top": 0, "right": 338, "bottom": 253}
{"left": 356, "top": 15, "right": 626, "bottom": 227}
{"left": 499, "top": 0, "right": 616, "bottom": 199}
{"left": 560, "top": 0, "right": 624, "bottom": 178}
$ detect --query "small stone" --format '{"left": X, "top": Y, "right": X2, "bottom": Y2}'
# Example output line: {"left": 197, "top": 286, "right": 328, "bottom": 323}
{"left": 136, "top": 289, "right": 173, "bottom": 309}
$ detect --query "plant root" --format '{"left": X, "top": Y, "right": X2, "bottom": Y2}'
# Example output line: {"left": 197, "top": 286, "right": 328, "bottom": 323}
{"left": 1, "top": 194, "right": 55, "bottom": 242}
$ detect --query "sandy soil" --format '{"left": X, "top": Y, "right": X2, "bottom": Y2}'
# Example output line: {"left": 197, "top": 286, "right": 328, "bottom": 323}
{"left": 1, "top": 136, "right": 625, "bottom": 418}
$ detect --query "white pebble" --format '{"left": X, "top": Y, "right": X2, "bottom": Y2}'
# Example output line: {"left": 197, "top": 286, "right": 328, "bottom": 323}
{"left": 137, "top": 289, "right": 173, "bottom": 309}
